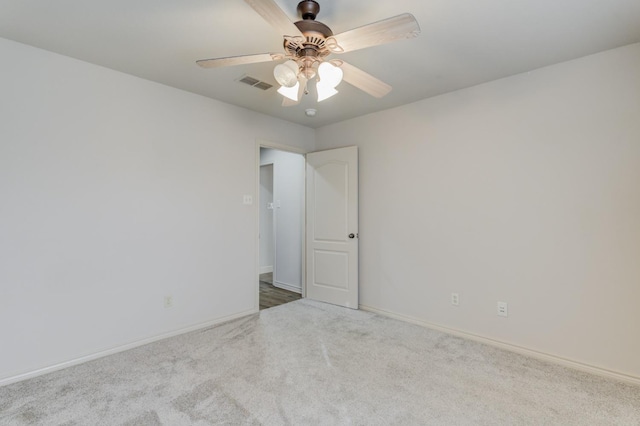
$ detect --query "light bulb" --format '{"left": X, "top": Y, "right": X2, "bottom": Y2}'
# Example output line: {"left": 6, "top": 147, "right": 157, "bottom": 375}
{"left": 273, "top": 60, "right": 299, "bottom": 88}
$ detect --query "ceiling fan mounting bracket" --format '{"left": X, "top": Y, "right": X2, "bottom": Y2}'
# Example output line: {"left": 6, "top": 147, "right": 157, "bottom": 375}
{"left": 297, "top": 0, "right": 320, "bottom": 20}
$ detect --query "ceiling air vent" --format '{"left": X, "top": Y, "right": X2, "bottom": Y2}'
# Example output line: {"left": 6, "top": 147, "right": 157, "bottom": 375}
{"left": 237, "top": 75, "right": 273, "bottom": 91}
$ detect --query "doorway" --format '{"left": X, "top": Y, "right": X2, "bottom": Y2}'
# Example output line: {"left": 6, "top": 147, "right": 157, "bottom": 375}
{"left": 258, "top": 147, "right": 305, "bottom": 310}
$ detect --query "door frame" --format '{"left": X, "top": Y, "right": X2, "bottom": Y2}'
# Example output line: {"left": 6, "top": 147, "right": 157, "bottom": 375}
{"left": 254, "top": 139, "right": 308, "bottom": 311}
{"left": 259, "top": 163, "right": 275, "bottom": 276}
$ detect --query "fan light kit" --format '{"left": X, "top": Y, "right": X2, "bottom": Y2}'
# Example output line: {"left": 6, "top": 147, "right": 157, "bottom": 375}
{"left": 197, "top": 0, "right": 420, "bottom": 106}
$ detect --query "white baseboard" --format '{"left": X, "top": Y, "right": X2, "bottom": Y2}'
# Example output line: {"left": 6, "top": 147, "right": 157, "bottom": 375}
{"left": 273, "top": 281, "right": 302, "bottom": 294}
{"left": 359, "top": 304, "right": 640, "bottom": 386}
{"left": 259, "top": 266, "right": 273, "bottom": 274}
{"left": 0, "top": 308, "right": 257, "bottom": 387}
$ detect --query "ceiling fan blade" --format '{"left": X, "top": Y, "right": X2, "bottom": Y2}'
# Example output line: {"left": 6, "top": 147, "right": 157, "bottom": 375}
{"left": 339, "top": 61, "right": 392, "bottom": 98}
{"left": 196, "top": 53, "right": 280, "bottom": 69}
{"left": 330, "top": 13, "right": 420, "bottom": 53}
{"left": 244, "top": 0, "right": 305, "bottom": 38}
{"left": 281, "top": 96, "right": 299, "bottom": 107}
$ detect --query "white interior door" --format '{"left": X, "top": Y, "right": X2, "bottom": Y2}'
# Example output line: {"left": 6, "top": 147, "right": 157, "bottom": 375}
{"left": 306, "top": 146, "right": 358, "bottom": 309}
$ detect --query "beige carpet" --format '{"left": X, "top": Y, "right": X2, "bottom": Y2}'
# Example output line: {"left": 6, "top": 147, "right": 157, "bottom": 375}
{"left": 1, "top": 299, "right": 639, "bottom": 425}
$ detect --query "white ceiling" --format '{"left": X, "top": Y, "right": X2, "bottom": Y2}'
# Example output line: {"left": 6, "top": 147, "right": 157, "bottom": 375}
{"left": 2, "top": 0, "right": 640, "bottom": 128}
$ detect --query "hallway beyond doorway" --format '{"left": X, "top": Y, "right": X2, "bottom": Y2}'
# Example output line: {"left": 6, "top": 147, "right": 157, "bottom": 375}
{"left": 259, "top": 273, "right": 301, "bottom": 310}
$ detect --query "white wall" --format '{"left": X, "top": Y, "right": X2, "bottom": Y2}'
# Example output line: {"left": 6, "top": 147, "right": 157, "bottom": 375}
{"left": 315, "top": 43, "right": 640, "bottom": 379}
{"left": 260, "top": 148, "right": 305, "bottom": 293}
{"left": 3, "top": 33, "right": 639, "bottom": 384}
{"left": 0, "top": 38, "right": 314, "bottom": 383}
{"left": 259, "top": 164, "right": 275, "bottom": 274}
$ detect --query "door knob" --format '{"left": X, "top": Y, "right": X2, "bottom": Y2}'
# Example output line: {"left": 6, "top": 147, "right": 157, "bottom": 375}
{"left": 348, "top": 233, "right": 355, "bottom": 239}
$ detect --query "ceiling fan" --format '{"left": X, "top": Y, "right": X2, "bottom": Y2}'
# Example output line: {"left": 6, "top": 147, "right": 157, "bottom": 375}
{"left": 196, "top": 0, "right": 420, "bottom": 105}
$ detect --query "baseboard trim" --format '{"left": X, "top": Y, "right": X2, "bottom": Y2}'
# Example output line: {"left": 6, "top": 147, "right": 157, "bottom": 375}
{"left": 359, "top": 304, "right": 640, "bottom": 386}
{"left": 259, "top": 266, "right": 273, "bottom": 274}
{"left": 273, "top": 281, "right": 302, "bottom": 294}
{"left": 0, "top": 308, "right": 257, "bottom": 387}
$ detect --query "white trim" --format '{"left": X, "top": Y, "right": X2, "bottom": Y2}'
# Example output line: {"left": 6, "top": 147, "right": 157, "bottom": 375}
{"left": 360, "top": 304, "right": 640, "bottom": 386}
{"left": 259, "top": 266, "right": 273, "bottom": 274}
{"left": 0, "top": 308, "right": 257, "bottom": 387}
{"left": 259, "top": 162, "right": 275, "bottom": 280}
{"left": 256, "top": 139, "right": 308, "bottom": 155}
{"left": 273, "top": 281, "right": 302, "bottom": 294}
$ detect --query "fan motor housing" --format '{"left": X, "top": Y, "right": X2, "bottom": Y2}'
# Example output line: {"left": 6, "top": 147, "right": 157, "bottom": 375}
{"left": 284, "top": 20, "right": 333, "bottom": 59}
{"left": 295, "top": 19, "right": 333, "bottom": 38}
{"left": 283, "top": 1, "right": 335, "bottom": 78}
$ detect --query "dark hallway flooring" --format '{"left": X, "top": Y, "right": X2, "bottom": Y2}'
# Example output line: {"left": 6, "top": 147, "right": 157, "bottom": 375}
{"left": 259, "top": 273, "right": 301, "bottom": 310}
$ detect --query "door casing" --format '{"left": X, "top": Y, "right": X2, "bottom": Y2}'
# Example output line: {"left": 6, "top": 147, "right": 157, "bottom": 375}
{"left": 255, "top": 140, "right": 308, "bottom": 311}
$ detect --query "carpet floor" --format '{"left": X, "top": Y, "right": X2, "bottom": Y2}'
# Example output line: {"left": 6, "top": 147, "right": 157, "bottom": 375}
{"left": 1, "top": 299, "right": 639, "bottom": 425}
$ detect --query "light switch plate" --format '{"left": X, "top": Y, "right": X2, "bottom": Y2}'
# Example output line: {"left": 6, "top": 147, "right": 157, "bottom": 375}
{"left": 497, "top": 301, "right": 508, "bottom": 317}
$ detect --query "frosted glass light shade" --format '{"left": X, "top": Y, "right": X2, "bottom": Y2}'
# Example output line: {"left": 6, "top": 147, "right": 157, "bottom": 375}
{"left": 316, "top": 83, "right": 338, "bottom": 102}
{"left": 316, "top": 62, "right": 342, "bottom": 102}
{"left": 273, "top": 60, "right": 299, "bottom": 88}
{"left": 278, "top": 81, "right": 300, "bottom": 101}
{"left": 317, "top": 62, "right": 343, "bottom": 87}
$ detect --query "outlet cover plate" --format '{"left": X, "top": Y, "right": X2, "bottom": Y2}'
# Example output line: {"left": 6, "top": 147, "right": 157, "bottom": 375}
{"left": 164, "top": 296, "right": 173, "bottom": 309}
{"left": 451, "top": 293, "right": 459, "bottom": 306}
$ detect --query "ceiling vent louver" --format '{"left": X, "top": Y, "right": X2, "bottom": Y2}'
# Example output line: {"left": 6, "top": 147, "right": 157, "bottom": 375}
{"left": 237, "top": 75, "right": 273, "bottom": 90}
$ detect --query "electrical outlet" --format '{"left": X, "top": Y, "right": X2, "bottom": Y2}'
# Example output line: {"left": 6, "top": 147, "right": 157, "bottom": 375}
{"left": 451, "top": 293, "right": 459, "bottom": 306}
{"left": 243, "top": 195, "right": 253, "bottom": 205}
{"left": 164, "top": 296, "right": 173, "bottom": 309}
{"left": 497, "top": 301, "right": 508, "bottom": 317}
